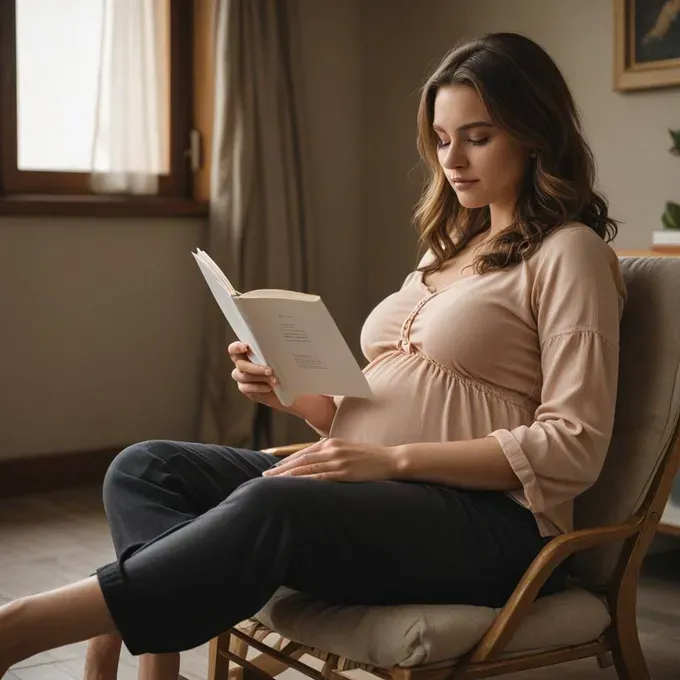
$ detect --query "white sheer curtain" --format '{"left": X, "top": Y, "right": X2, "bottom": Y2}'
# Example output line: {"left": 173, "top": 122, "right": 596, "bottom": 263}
{"left": 90, "top": 0, "right": 169, "bottom": 194}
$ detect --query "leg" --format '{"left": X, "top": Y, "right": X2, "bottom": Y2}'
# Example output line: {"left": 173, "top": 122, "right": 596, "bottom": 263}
{"left": 94, "top": 478, "right": 554, "bottom": 654}
{"left": 1, "top": 476, "right": 554, "bottom": 664}
{"left": 137, "top": 654, "right": 180, "bottom": 680}
{"left": 84, "top": 633, "right": 123, "bottom": 680}
{"left": 85, "top": 441, "right": 277, "bottom": 680}
{"left": 0, "top": 578, "right": 116, "bottom": 677}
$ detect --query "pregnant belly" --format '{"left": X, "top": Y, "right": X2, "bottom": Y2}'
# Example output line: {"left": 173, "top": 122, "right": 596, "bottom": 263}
{"left": 329, "top": 349, "right": 533, "bottom": 446}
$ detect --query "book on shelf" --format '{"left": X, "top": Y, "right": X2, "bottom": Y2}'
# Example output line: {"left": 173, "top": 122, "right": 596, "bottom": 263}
{"left": 652, "top": 230, "right": 680, "bottom": 247}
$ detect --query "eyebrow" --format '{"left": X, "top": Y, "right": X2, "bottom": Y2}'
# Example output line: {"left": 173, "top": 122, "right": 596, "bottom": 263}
{"left": 432, "top": 121, "right": 494, "bottom": 133}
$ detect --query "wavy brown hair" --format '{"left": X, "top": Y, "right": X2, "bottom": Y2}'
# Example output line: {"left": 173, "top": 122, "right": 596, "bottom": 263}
{"left": 415, "top": 32, "right": 617, "bottom": 275}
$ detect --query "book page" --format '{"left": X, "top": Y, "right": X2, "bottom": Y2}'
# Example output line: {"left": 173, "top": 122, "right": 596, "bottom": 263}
{"left": 194, "top": 249, "right": 239, "bottom": 295}
{"left": 238, "top": 296, "right": 372, "bottom": 401}
{"left": 192, "top": 253, "right": 268, "bottom": 367}
{"left": 240, "top": 289, "right": 319, "bottom": 301}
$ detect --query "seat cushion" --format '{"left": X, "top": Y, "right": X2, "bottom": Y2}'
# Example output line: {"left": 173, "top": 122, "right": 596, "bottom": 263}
{"left": 254, "top": 587, "right": 610, "bottom": 668}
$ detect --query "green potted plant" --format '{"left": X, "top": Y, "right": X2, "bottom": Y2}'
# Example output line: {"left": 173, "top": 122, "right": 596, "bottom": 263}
{"left": 662, "top": 129, "right": 680, "bottom": 230}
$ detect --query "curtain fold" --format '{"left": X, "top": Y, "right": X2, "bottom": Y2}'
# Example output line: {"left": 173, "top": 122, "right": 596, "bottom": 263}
{"left": 90, "top": 0, "right": 169, "bottom": 194}
{"left": 197, "top": 0, "right": 316, "bottom": 449}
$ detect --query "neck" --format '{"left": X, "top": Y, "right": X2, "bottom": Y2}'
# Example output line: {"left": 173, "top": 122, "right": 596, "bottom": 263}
{"left": 488, "top": 201, "right": 515, "bottom": 235}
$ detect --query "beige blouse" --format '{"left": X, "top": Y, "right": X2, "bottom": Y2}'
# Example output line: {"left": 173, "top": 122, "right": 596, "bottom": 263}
{"left": 327, "top": 224, "right": 627, "bottom": 537}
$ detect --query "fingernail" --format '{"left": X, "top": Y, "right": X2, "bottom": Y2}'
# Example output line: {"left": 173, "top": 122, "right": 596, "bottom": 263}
{"left": 265, "top": 369, "right": 272, "bottom": 376}
{"left": 270, "top": 378, "right": 278, "bottom": 385}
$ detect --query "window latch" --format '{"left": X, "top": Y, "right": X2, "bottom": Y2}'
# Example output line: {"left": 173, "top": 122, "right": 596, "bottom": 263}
{"left": 187, "top": 129, "right": 202, "bottom": 172}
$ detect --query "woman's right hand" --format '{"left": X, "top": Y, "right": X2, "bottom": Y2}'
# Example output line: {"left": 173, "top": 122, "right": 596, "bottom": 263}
{"left": 228, "top": 341, "right": 339, "bottom": 433}
{"left": 228, "top": 341, "right": 285, "bottom": 411}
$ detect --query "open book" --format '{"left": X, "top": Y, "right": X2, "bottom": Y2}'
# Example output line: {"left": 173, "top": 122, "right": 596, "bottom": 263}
{"left": 192, "top": 249, "right": 373, "bottom": 407}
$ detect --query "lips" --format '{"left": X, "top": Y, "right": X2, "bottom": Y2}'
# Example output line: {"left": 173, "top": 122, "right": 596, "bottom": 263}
{"left": 451, "top": 179, "right": 478, "bottom": 189}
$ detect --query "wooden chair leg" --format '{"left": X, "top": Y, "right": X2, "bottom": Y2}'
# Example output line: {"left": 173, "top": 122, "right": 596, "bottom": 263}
{"left": 209, "top": 635, "right": 232, "bottom": 680}
{"left": 210, "top": 629, "right": 305, "bottom": 680}
{"left": 392, "top": 667, "right": 454, "bottom": 680}
{"left": 236, "top": 642, "right": 305, "bottom": 680}
{"left": 207, "top": 632, "right": 256, "bottom": 680}
{"left": 596, "top": 651, "right": 614, "bottom": 668}
{"left": 229, "top": 633, "right": 250, "bottom": 680}
{"left": 610, "top": 612, "right": 650, "bottom": 680}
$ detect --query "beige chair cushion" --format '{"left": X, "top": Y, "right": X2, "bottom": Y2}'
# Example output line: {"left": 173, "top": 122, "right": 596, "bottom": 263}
{"left": 254, "top": 586, "right": 610, "bottom": 668}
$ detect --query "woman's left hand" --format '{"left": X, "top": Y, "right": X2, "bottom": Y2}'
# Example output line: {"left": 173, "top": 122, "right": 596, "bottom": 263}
{"left": 262, "top": 438, "right": 399, "bottom": 482}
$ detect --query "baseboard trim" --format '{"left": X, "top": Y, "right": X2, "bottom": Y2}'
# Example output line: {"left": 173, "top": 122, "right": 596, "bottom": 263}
{"left": 0, "top": 446, "right": 125, "bottom": 498}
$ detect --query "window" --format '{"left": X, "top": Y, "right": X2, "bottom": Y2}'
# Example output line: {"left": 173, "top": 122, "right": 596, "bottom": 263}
{"left": 0, "top": 0, "right": 197, "bottom": 201}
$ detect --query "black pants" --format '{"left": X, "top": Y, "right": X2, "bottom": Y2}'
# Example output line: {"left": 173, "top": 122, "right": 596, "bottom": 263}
{"left": 97, "top": 440, "right": 567, "bottom": 655}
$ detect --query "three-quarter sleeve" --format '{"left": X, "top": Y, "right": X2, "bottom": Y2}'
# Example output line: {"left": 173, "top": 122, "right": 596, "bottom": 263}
{"left": 489, "top": 228, "right": 626, "bottom": 515}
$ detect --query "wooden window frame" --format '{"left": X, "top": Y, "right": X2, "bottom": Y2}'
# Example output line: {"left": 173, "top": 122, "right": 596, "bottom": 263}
{"left": 0, "top": 0, "right": 211, "bottom": 217}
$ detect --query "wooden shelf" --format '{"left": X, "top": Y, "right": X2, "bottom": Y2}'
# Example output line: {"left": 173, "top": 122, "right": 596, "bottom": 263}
{"left": 616, "top": 249, "right": 680, "bottom": 258}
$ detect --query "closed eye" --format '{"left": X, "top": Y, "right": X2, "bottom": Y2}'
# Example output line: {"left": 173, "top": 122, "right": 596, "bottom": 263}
{"left": 437, "top": 137, "right": 490, "bottom": 149}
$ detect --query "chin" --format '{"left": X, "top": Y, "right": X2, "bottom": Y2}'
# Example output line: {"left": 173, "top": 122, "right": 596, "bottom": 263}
{"left": 454, "top": 191, "right": 489, "bottom": 210}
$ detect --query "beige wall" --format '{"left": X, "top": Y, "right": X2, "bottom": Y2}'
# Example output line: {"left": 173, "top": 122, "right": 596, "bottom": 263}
{"left": 297, "top": 0, "right": 365, "bottom": 356}
{"left": 360, "top": 1, "right": 483, "bottom": 305}
{"left": 0, "top": 217, "right": 205, "bottom": 459}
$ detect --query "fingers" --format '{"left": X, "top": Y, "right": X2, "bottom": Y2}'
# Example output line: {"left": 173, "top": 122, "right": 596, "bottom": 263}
{"left": 263, "top": 442, "right": 332, "bottom": 476}
{"left": 234, "top": 359, "right": 273, "bottom": 378}
{"left": 269, "top": 440, "right": 325, "bottom": 467}
{"left": 227, "top": 341, "right": 249, "bottom": 361}
{"left": 228, "top": 342, "right": 277, "bottom": 385}
{"left": 228, "top": 341, "right": 265, "bottom": 367}
{"left": 231, "top": 367, "right": 278, "bottom": 384}
{"left": 237, "top": 381, "right": 274, "bottom": 395}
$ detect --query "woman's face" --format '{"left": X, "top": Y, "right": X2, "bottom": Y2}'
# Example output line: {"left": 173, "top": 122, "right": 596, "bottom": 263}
{"left": 433, "top": 84, "right": 530, "bottom": 215}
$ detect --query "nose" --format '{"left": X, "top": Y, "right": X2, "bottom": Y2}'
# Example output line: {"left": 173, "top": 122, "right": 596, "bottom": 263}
{"left": 440, "top": 142, "right": 467, "bottom": 170}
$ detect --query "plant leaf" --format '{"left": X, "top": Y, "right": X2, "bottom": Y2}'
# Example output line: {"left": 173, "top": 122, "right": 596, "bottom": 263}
{"left": 670, "top": 129, "right": 680, "bottom": 156}
{"left": 662, "top": 201, "right": 680, "bottom": 229}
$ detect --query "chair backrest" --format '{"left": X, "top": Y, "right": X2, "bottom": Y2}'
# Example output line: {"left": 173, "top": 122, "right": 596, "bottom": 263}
{"left": 572, "top": 257, "right": 680, "bottom": 587}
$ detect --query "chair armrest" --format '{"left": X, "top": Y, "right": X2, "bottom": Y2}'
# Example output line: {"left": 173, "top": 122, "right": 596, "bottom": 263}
{"left": 467, "top": 516, "right": 644, "bottom": 663}
{"left": 261, "top": 443, "right": 316, "bottom": 457}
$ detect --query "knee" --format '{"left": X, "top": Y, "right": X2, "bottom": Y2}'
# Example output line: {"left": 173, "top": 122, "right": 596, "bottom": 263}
{"left": 229, "top": 475, "right": 313, "bottom": 516}
{"left": 102, "top": 440, "right": 178, "bottom": 508}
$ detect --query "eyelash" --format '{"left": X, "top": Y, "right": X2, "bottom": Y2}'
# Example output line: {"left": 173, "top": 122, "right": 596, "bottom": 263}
{"left": 436, "top": 137, "right": 490, "bottom": 148}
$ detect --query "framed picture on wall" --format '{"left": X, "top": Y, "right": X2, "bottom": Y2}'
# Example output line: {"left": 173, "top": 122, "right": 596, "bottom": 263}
{"left": 614, "top": 0, "right": 680, "bottom": 91}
